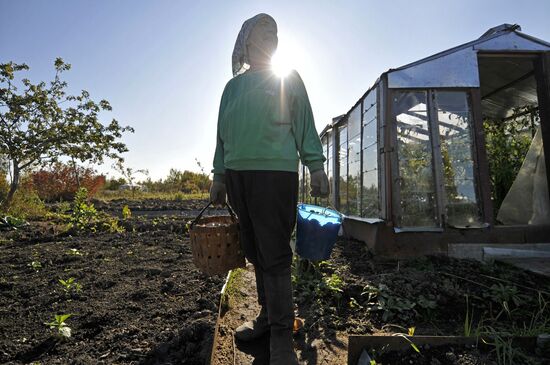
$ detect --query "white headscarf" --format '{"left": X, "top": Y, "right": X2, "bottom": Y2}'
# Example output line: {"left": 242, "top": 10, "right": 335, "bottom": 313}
{"left": 232, "top": 13, "right": 277, "bottom": 77}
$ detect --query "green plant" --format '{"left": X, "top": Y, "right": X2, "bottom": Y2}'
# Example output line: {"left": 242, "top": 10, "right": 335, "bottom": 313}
{"left": 483, "top": 106, "right": 538, "bottom": 215}
{"left": 482, "top": 333, "right": 536, "bottom": 365}
{"left": 464, "top": 295, "right": 475, "bottom": 336}
{"left": 362, "top": 283, "right": 416, "bottom": 321}
{"left": 122, "top": 205, "right": 131, "bottom": 220}
{"left": 174, "top": 192, "right": 185, "bottom": 201}
{"left": 66, "top": 248, "right": 83, "bottom": 256}
{"left": 292, "top": 258, "right": 347, "bottom": 308}
{"left": 5, "top": 187, "right": 47, "bottom": 219}
{"left": 29, "top": 260, "right": 42, "bottom": 271}
{"left": 44, "top": 314, "right": 72, "bottom": 338}
{"left": 221, "top": 268, "right": 245, "bottom": 312}
{"left": 102, "top": 216, "right": 124, "bottom": 233}
{"left": 55, "top": 201, "right": 71, "bottom": 214}
{"left": 59, "top": 277, "right": 82, "bottom": 294}
{"left": 70, "top": 188, "right": 98, "bottom": 231}
{"left": 483, "top": 283, "right": 529, "bottom": 320}
{"left": 388, "top": 325, "right": 420, "bottom": 353}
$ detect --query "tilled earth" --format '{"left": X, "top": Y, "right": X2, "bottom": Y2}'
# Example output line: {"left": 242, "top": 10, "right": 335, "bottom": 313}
{"left": 0, "top": 202, "right": 226, "bottom": 364}
{"left": 293, "top": 239, "right": 550, "bottom": 364}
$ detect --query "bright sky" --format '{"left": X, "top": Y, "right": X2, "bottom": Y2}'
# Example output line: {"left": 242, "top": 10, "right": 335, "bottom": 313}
{"left": 1, "top": 0, "right": 549, "bottom": 180}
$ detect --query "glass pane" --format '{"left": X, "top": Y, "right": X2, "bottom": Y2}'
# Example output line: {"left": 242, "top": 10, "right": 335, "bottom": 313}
{"left": 436, "top": 91, "right": 481, "bottom": 226}
{"left": 339, "top": 151, "right": 348, "bottom": 213}
{"left": 362, "top": 170, "right": 379, "bottom": 217}
{"left": 349, "top": 133, "right": 361, "bottom": 164}
{"left": 363, "top": 88, "right": 377, "bottom": 124}
{"left": 361, "top": 88, "right": 379, "bottom": 218}
{"left": 349, "top": 105, "right": 361, "bottom": 139}
{"left": 363, "top": 119, "right": 377, "bottom": 149}
{"left": 348, "top": 160, "right": 361, "bottom": 215}
{"left": 338, "top": 123, "right": 348, "bottom": 212}
{"left": 362, "top": 146, "right": 377, "bottom": 172}
{"left": 394, "top": 91, "right": 438, "bottom": 226}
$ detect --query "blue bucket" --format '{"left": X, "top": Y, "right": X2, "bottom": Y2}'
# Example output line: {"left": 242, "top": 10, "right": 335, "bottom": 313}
{"left": 296, "top": 204, "right": 343, "bottom": 261}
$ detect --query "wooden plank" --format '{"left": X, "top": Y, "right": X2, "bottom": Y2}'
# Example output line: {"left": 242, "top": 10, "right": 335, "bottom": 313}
{"left": 497, "top": 257, "right": 550, "bottom": 277}
{"left": 348, "top": 335, "right": 537, "bottom": 365}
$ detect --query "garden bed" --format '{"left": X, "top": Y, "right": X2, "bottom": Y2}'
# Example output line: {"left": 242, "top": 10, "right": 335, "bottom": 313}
{"left": 0, "top": 200, "right": 225, "bottom": 364}
{"left": 292, "top": 239, "right": 550, "bottom": 364}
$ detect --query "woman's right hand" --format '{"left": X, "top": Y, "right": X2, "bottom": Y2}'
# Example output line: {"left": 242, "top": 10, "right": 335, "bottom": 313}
{"left": 209, "top": 181, "right": 227, "bottom": 206}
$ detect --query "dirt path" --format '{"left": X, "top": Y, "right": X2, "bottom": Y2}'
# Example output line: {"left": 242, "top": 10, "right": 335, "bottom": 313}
{"left": 211, "top": 263, "right": 347, "bottom": 365}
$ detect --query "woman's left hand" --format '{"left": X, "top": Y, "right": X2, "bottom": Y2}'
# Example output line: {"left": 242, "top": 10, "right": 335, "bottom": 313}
{"left": 310, "top": 170, "right": 329, "bottom": 198}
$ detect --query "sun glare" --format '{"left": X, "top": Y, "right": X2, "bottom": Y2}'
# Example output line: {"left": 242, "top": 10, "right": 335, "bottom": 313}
{"left": 271, "top": 49, "right": 293, "bottom": 78}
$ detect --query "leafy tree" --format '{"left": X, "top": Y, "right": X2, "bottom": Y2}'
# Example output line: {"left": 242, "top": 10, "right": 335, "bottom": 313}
{"left": 0, "top": 58, "right": 133, "bottom": 208}
{"left": 103, "top": 177, "right": 127, "bottom": 191}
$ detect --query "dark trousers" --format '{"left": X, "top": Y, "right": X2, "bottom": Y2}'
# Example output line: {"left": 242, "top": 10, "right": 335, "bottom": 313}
{"left": 225, "top": 169, "right": 298, "bottom": 276}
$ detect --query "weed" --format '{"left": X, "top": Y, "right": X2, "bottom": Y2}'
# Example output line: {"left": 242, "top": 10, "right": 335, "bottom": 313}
{"left": 349, "top": 297, "right": 363, "bottom": 309}
{"left": 362, "top": 283, "right": 416, "bottom": 321}
{"left": 102, "top": 217, "right": 124, "bottom": 233}
{"left": 221, "top": 268, "right": 245, "bottom": 312}
{"left": 55, "top": 201, "right": 71, "bottom": 214}
{"left": 122, "top": 205, "right": 131, "bottom": 220}
{"left": 482, "top": 333, "right": 537, "bottom": 365}
{"left": 464, "top": 295, "right": 475, "bottom": 337}
{"left": 387, "top": 324, "right": 420, "bottom": 353}
{"left": 44, "top": 314, "right": 72, "bottom": 339}
{"left": 5, "top": 188, "right": 47, "bottom": 219}
{"left": 293, "top": 258, "right": 346, "bottom": 308}
{"left": 29, "top": 261, "right": 42, "bottom": 271}
{"left": 59, "top": 277, "right": 82, "bottom": 294}
{"left": 66, "top": 248, "right": 83, "bottom": 256}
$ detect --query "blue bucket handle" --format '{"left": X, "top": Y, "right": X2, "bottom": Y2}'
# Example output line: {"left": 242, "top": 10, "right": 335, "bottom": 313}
{"left": 301, "top": 204, "right": 342, "bottom": 221}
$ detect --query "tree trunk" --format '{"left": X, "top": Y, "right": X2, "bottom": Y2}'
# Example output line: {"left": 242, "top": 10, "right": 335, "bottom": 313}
{"left": 3, "top": 162, "right": 20, "bottom": 209}
{"left": 72, "top": 158, "right": 81, "bottom": 189}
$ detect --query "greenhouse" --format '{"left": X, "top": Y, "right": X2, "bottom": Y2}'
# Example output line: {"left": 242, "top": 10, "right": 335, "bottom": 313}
{"left": 298, "top": 24, "right": 550, "bottom": 257}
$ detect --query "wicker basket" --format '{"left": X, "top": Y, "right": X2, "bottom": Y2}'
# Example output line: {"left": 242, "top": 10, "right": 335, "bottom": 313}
{"left": 189, "top": 202, "right": 245, "bottom": 276}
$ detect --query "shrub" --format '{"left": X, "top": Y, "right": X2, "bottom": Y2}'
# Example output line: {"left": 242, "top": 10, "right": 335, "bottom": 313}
{"left": 70, "top": 188, "right": 98, "bottom": 230}
{"left": 5, "top": 187, "right": 47, "bottom": 219}
{"left": 30, "top": 163, "right": 106, "bottom": 202}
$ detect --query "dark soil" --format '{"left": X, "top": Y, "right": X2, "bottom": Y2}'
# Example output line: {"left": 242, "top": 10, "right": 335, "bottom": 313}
{"left": 373, "top": 344, "right": 498, "bottom": 365}
{"left": 0, "top": 200, "right": 226, "bottom": 364}
{"left": 91, "top": 198, "right": 209, "bottom": 215}
{"left": 292, "top": 239, "right": 550, "bottom": 364}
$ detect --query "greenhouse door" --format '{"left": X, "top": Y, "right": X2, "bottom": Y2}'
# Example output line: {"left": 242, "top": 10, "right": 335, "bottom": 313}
{"left": 477, "top": 53, "right": 549, "bottom": 225}
{"left": 392, "top": 90, "right": 482, "bottom": 228}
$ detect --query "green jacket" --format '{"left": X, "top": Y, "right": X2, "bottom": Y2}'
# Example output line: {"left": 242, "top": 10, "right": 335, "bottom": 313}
{"left": 212, "top": 69, "right": 325, "bottom": 182}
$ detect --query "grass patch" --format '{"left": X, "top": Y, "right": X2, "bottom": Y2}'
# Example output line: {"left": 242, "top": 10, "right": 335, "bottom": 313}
{"left": 96, "top": 190, "right": 208, "bottom": 201}
{"left": 221, "top": 268, "right": 246, "bottom": 312}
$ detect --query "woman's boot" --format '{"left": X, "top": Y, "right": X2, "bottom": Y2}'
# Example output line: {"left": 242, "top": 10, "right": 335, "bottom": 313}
{"left": 263, "top": 270, "right": 299, "bottom": 365}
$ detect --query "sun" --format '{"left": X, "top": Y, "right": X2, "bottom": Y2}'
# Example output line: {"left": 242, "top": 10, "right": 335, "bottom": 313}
{"left": 271, "top": 49, "right": 293, "bottom": 78}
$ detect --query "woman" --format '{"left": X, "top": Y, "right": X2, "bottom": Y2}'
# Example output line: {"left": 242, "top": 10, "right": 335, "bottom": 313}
{"left": 210, "top": 13, "right": 329, "bottom": 364}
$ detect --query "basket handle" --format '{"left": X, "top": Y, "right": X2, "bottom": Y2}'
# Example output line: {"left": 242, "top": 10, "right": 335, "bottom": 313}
{"left": 189, "top": 201, "right": 237, "bottom": 229}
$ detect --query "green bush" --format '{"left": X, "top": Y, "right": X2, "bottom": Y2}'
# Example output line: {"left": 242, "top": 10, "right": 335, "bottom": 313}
{"left": 5, "top": 188, "right": 47, "bottom": 219}
{"left": 70, "top": 188, "right": 98, "bottom": 230}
